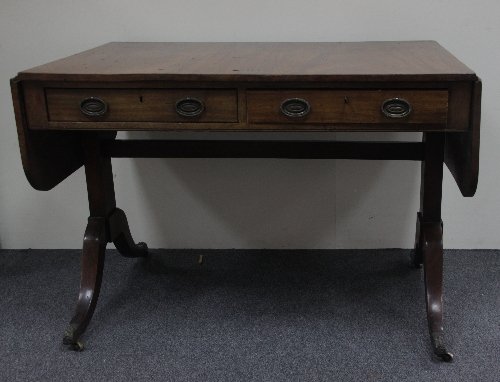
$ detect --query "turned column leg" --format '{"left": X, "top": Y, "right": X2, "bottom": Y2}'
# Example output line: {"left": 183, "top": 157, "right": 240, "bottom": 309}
{"left": 63, "top": 137, "right": 147, "bottom": 350}
{"left": 417, "top": 133, "right": 453, "bottom": 362}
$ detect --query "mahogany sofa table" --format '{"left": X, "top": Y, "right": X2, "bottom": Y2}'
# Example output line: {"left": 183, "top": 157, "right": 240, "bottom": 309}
{"left": 10, "top": 41, "right": 481, "bottom": 361}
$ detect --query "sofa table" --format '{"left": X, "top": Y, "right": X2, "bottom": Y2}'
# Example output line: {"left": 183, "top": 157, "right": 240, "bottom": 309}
{"left": 10, "top": 41, "right": 481, "bottom": 361}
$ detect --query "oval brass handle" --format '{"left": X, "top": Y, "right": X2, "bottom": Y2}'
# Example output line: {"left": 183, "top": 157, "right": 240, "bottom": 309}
{"left": 381, "top": 98, "right": 412, "bottom": 118}
{"left": 280, "top": 98, "right": 311, "bottom": 118}
{"left": 80, "top": 97, "right": 108, "bottom": 117}
{"left": 175, "top": 97, "right": 205, "bottom": 118}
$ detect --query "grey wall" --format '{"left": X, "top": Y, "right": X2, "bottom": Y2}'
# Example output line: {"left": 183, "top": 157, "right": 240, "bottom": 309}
{"left": 1, "top": 0, "right": 499, "bottom": 249}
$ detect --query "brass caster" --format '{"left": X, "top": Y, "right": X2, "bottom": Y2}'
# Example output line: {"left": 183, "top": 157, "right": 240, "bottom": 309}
{"left": 63, "top": 327, "right": 85, "bottom": 351}
{"left": 431, "top": 332, "right": 453, "bottom": 362}
{"left": 63, "top": 337, "right": 85, "bottom": 351}
{"left": 69, "top": 341, "right": 85, "bottom": 352}
{"left": 436, "top": 351, "right": 454, "bottom": 362}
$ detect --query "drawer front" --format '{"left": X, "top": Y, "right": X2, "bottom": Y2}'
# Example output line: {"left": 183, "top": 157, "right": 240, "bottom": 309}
{"left": 46, "top": 88, "right": 238, "bottom": 123}
{"left": 247, "top": 90, "right": 448, "bottom": 125}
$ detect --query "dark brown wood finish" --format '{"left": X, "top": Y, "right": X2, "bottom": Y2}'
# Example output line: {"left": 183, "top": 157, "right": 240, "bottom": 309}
{"left": 46, "top": 88, "right": 238, "bottom": 122}
{"left": 18, "top": 78, "right": 472, "bottom": 133}
{"left": 445, "top": 80, "right": 482, "bottom": 196}
{"left": 18, "top": 81, "right": 468, "bottom": 132}
{"left": 10, "top": 42, "right": 481, "bottom": 360}
{"left": 103, "top": 140, "right": 425, "bottom": 160}
{"left": 63, "top": 136, "right": 147, "bottom": 350}
{"left": 10, "top": 78, "right": 84, "bottom": 190}
{"left": 415, "top": 133, "right": 453, "bottom": 362}
{"left": 17, "top": 41, "right": 476, "bottom": 82}
{"left": 247, "top": 89, "right": 448, "bottom": 125}
{"left": 109, "top": 208, "right": 148, "bottom": 258}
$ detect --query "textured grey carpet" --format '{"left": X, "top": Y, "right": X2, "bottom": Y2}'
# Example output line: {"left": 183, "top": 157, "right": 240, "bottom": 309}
{"left": 0, "top": 249, "right": 498, "bottom": 382}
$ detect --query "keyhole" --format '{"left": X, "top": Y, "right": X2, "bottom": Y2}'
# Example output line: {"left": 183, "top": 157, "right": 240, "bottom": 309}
{"left": 139, "top": 96, "right": 143, "bottom": 103}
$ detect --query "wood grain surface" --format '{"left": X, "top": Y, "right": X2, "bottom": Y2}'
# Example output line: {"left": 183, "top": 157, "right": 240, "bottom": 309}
{"left": 247, "top": 89, "right": 448, "bottom": 124}
{"left": 46, "top": 88, "right": 238, "bottom": 122}
{"left": 18, "top": 41, "right": 476, "bottom": 82}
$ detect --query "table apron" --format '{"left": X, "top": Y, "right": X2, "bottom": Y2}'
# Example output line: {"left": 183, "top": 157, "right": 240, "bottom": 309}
{"left": 103, "top": 139, "right": 425, "bottom": 160}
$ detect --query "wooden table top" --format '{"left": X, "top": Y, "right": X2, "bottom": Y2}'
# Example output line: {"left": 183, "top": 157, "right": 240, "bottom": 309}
{"left": 17, "top": 41, "right": 476, "bottom": 82}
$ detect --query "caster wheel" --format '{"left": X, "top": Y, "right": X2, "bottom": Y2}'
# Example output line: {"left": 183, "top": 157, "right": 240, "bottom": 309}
{"left": 437, "top": 351, "right": 453, "bottom": 362}
{"left": 70, "top": 341, "right": 85, "bottom": 351}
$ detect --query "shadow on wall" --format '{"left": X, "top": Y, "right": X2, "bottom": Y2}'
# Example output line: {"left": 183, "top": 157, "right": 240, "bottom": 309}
{"left": 126, "top": 131, "right": 420, "bottom": 249}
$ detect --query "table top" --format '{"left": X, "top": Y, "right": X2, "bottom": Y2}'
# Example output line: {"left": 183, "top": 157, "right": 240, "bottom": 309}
{"left": 11, "top": 41, "right": 481, "bottom": 196}
{"left": 17, "top": 41, "right": 477, "bottom": 83}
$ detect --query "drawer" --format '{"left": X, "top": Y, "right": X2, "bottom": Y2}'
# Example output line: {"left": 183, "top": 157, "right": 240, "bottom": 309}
{"left": 46, "top": 88, "right": 238, "bottom": 123}
{"left": 247, "top": 90, "right": 448, "bottom": 125}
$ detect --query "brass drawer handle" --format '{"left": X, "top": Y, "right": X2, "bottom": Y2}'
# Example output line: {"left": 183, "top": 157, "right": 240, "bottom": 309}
{"left": 381, "top": 98, "right": 412, "bottom": 118}
{"left": 175, "top": 97, "right": 205, "bottom": 117}
{"left": 280, "top": 98, "right": 311, "bottom": 118}
{"left": 80, "top": 97, "right": 108, "bottom": 117}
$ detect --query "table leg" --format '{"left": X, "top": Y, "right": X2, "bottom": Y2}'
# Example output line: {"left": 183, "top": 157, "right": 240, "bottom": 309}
{"left": 63, "top": 137, "right": 147, "bottom": 350}
{"left": 109, "top": 208, "right": 148, "bottom": 258}
{"left": 412, "top": 212, "right": 424, "bottom": 268}
{"left": 63, "top": 217, "right": 106, "bottom": 350}
{"left": 417, "top": 133, "right": 453, "bottom": 362}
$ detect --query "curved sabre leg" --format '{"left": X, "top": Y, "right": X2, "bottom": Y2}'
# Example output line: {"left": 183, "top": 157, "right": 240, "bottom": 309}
{"left": 412, "top": 212, "right": 424, "bottom": 268}
{"left": 417, "top": 133, "right": 453, "bottom": 361}
{"left": 62, "top": 137, "right": 149, "bottom": 350}
{"left": 421, "top": 221, "right": 453, "bottom": 362}
{"left": 109, "top": 208, "right": 148, "bottom": 258}
{"left": 63, "top": 217, "right": 107, "bottom": 351}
